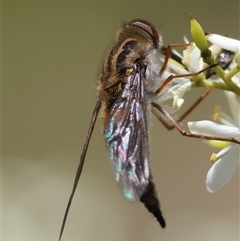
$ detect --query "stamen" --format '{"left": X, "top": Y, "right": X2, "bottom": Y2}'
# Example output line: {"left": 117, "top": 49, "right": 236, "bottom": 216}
{"left": 212, "top": 105, "right": 221, "bottom": 121}
{"left": 210, "top": 153, "right": 217, "bottom": 163}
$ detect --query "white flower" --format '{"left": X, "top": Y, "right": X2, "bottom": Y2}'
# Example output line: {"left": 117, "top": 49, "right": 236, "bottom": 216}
{"left": 188, "top": 91, "right": 240, "bottom": 192}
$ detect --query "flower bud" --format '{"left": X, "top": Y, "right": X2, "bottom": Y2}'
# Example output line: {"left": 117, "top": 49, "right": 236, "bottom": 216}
{"left": 190, "top": 14, "right": 208, "bottom": 53}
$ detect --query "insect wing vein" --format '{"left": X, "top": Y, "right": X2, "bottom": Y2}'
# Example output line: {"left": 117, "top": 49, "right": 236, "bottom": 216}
{"left": 104, "top": 68, "right": 150, "bottom": 202}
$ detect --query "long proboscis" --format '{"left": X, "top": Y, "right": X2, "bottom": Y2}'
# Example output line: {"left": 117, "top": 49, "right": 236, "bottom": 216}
{"left": 59, "top": 99, "right": 102, "bottom": 241}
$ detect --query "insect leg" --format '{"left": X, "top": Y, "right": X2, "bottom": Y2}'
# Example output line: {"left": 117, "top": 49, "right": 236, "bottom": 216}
{"left": 151, "top": 101, "right": 240, "bottom": 144}
{"left": 151, "top": 89, "right": 212, "bottom": 130}
{"left": 159, "top": 43, "right": 190, "bottom": 75}
{"left": 155, "top": 64, "right": 217, "bottom": 95}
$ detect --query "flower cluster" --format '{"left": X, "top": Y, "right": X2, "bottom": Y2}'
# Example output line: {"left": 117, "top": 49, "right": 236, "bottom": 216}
{"left": 162, "top": 15, "right": 240, "bottom": 192}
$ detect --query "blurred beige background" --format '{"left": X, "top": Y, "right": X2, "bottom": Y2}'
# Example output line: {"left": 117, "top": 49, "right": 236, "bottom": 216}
{"left": 2, "top": 1, "right": 239, "bottom": 241}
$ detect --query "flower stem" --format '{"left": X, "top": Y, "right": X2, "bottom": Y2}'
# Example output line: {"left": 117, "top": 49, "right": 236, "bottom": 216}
{"left": 201, "top": 54, "right": 240, "bottom": 96}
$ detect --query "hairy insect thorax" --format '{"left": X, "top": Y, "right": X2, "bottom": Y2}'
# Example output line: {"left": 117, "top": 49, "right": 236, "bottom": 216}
{"left": 98, "top": 22, "right": 163, "bottom": 123}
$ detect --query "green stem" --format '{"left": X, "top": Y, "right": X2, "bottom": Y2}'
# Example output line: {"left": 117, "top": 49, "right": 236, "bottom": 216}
{"left": 191, "top": 79, "right": 240, "bottom": 94}
{"left": 201, "top": 52, "right": 240, "bottom": 95}
{"left": 227, "top": 63, "right": 240, "bottom": 79}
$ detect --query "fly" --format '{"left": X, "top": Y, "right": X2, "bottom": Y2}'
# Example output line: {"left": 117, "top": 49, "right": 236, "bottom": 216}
{"left": 58, "top": 20, "right": 240, "bottom": 241}
{"left": 59, "top": 20, "right": 167, "bottom": 240}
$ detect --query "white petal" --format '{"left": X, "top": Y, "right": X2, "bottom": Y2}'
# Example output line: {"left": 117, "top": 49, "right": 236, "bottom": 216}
{"left": 215, "top": 144, "right": 232, "bottom": 158}
{"left": 218, "top": 111, "right": 236, "bottom": 127}
{"left": 159, "top": 79, "right": 191, "bottom": 102}
{"left": 209, "top": 44, "right": 222, "bottom": 55}
{"left": 183, "top": 36, "right": 190, "bottom": 44}
{"left": 173, "top": 96, "right": 184, "bottom": 111}
{"left": 182, "top": 43, "right": 201, "bottom": 73}
{"left": 232, "top": 74, "right": 240, "bottom": 86}
{"left": 207, "top": 34, "right": 240, "bottom": 52}
{"left": 171, "top": 49, "right": 183, "bottom": 58}
{"left": 237, "top": 44, "right": 240, "bottom": 63}
{"left": 167, "top": 61, "right": 189, "bottom": 75}
{"left": 188, "top": 120, "right": 240, "bottom": 137}
{"left": 171, "top": 82, "right": 191, "bottom": 110}
{"left": 183, "top": 46, "right": 201, "bottom": 72}
{"left": 206, "top": 145, "right": 240, "bottom": 192}
{"left": 172, "top": 81, "right": 191, "bottom": 98}
{"left": 224, "top": 91, "right": 240, "bottom": 126}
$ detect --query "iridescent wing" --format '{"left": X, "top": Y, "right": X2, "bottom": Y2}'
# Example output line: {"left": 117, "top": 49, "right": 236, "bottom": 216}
{"left": 104, "top": 63, "right": 150, "bottom": 201}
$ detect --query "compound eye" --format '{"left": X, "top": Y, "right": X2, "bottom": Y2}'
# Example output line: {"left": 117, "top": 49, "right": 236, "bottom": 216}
{"left": 131, "top": 20, "right": 160, "bottom": 49}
